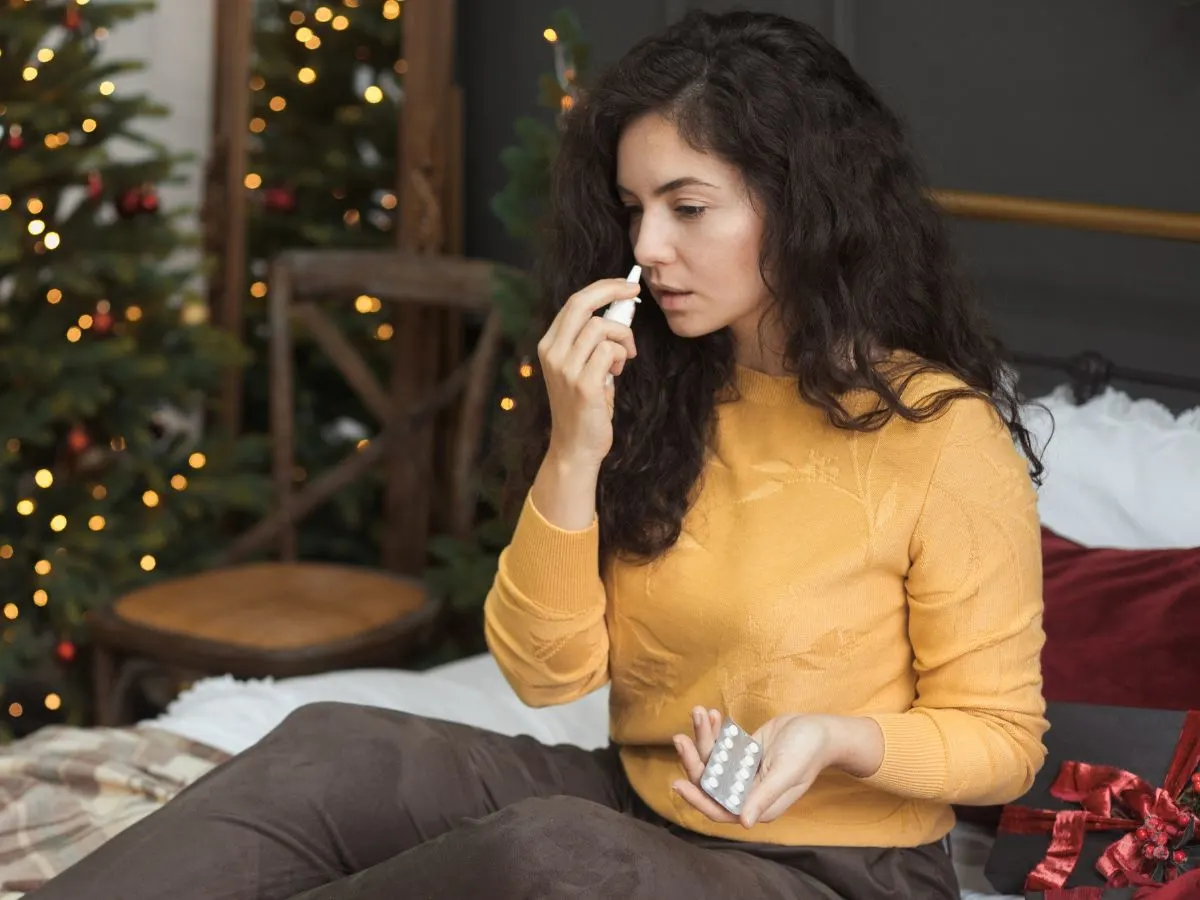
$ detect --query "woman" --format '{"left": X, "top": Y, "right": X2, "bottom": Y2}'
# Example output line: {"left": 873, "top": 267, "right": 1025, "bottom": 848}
{"left": 31, "top": 10, "right": 1047, "bottom": 900}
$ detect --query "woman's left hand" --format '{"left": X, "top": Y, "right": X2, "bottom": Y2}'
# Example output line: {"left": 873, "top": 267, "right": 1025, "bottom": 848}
{"left": 671, "top": 708, "right": 857, "bottom": 829}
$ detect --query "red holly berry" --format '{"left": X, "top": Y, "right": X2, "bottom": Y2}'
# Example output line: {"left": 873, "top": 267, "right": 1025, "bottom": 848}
{"left": 1192, "top": 772, "right": 1200, "bottom": 793}
{"left": 56, "top": 640, "right": 76, "bottom": 663}
{"left": 1144, "top": 844, "right": 1159, "bottom": 859}
{"left": 263, "top": 186, "right": 296, "bottom": 213}
{"left": 1148, "top": 816, "right": 1164, "bottom": 830}
{"left": 66, "top": 425, "right": 90, "bottom": 454}
{"left": 1177, "top": 812, "right": 1192, "bottom": 828}
{"left": 1137, "top": 826, "right": 1151, "bottom": 841}
{"left": 64, "top": 6, "right": 81, "bottom": 29}
{"left": 93, "top": 311, "right": 113, "bottom": 335}
{"left": 86, "top": 171, "right": 103, "bottom": 200}
{"left": 139, "top": 188, "right": 159, "bottom": 213}
{"left": 1155, "top": 845, "right": 1171, "bottom": 861}
{"left": 1156, "top": 830, "right": 1170, "bottom": 845}
{"left": 7, "top": 133, "right": 24, "bottom": 151}
{"left": 1173, "top": 850, "right": 1188, "bottom": 865}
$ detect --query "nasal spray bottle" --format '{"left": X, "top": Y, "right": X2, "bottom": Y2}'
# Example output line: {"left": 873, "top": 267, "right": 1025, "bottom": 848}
{"left": 602, "top": 265, "right": 642, "bottom": 387}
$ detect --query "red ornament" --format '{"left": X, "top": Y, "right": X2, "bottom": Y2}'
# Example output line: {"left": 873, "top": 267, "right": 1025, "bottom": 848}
{"left": 7, "top": 133, "right": 24, "bottom": 151}
{"left": 87, "top": 171, "right": 103, "bottom": 200}
{"left": 139, "top": 187, "right": 159, "bottom": 213}
{"left": 263, "top": 186, "right": 296, "bottom": 213}
{"left": 93, "top": 311, "right": 114, "bottom": 334}
{"left": 117, "top": 187, "right": 142, "bottom": 218}
{"left": 66, "top": 425, "right": 90, "bottom": 454}
{"left": 64, "top": 5, "right": 81, "bottom": 29}
{"left": 56, "top": 640, "right": 76, "bottom": 663}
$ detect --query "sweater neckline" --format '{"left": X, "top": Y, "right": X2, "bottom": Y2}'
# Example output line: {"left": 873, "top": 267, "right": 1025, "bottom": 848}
{"left": 731, "top": 363, "right": 801, "bottom": 407}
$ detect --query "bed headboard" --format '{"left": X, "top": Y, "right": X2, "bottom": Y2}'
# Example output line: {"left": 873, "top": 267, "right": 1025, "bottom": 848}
{"left": 930, "top": 188, "right": 1200, "bottom": 411}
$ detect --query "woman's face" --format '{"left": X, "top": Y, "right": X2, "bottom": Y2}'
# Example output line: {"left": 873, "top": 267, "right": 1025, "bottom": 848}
{"left": 616, "top": 112, "right": 776, "bottom": 364}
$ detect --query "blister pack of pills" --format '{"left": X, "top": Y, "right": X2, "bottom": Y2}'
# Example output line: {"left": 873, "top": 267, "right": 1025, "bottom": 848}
{"left": 699, "top": 717, "right": 761, "bottom": 815}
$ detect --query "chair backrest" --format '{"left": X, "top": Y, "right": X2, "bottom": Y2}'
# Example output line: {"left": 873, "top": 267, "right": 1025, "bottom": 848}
{"left": 221, "top": 248, "right": 510, "bottom": 570}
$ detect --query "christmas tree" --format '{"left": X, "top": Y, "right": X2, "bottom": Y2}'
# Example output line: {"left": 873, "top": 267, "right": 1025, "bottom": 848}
{"left": 239, "top": 0, "right": 405, "bottom": 565}
{"left": 0, "top": 0, "right": 270, "bottom": 741}
{"left": 422, "top": 11, "right": 591, "bottom": 662}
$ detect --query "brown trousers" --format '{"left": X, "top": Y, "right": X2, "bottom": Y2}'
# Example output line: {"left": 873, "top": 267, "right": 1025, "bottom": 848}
{"left": 28, "top": 703, "right": 959, "bottom": 900}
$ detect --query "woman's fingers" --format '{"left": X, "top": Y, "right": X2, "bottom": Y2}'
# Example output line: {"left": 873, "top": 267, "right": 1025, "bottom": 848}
{"left": 559, "top": 316, "right": 637, "bottom": 380}
{"left": 672, "top": 734, "right": 707, "bottom": 782}
{"left": 540, "top": 278, "right": 640, "bottom": 354}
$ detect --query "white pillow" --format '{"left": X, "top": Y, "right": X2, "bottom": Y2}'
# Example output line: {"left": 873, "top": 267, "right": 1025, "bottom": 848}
{"left": 1023, "top": 386, "right": 1200, "bottom": 550}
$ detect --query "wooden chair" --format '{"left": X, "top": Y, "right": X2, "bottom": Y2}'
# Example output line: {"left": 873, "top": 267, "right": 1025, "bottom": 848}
{"left": 87, "top": 248, "right": 509, "bottom": 726}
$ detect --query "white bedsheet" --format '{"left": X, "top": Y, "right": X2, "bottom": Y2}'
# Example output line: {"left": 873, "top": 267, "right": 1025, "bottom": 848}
{"left": 148, "top": 653, "right": 1018, "bottom": 899}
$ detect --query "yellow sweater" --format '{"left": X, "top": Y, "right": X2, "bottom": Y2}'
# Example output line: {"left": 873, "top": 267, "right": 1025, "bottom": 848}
{"left": 484, "top": 364, "right": 1048, "bottom": 848}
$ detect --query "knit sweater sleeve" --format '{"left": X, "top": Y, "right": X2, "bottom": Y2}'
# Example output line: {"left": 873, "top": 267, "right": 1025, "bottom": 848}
{"left": 859, "top": 397, "right": 1049, "bottom": 806}
{"left": 482, "top": 493, "right": 611, "bottom": 708}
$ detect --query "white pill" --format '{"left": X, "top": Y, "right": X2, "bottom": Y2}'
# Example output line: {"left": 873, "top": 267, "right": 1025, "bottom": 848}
{"left": 746, "top": 742, "right": 759, "bottom": 755}
{"left": 728, "top": 794, "right": 741, "bottom": 807}
{"left": 736, "top": 767, "right": 749, "bottom": 781}
{"left": 733, "top": 781, "right": 745, "bottom": 793}
{"left": 704, "top": 776, "right": 719, "bottom": 789}
{"left": 711, "top": 763, "right": 724, "bottom": 775}
{"left": 725, "top": 724, "right": 739, "bottom": 737}
{"left": 716, "top": 749, "right": 728, "bottom": 762}
{"left": 722, "top": 737, "right": 734, "bottom": 749}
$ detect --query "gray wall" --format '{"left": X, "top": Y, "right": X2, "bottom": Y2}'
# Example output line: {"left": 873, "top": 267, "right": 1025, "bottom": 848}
{"left": 457, "top": 0, "right": 1200, "bottom": 407}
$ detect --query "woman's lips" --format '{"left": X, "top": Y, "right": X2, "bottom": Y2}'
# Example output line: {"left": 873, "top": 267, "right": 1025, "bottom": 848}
{"left": 652, "top": 287, "right": 692, "bottom": 310}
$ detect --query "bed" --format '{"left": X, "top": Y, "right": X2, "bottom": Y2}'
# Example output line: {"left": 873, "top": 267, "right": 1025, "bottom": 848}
{"left": 3, "top": 371, "right": 1198, "bottom": 900}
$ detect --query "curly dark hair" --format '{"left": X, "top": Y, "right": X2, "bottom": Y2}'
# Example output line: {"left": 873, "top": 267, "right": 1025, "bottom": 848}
{"left": 503, "top": 9, "right": 1043, "bottom": 566}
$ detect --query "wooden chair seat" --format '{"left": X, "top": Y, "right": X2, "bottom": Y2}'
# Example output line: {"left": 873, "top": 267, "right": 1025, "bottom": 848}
{"left": 88, "top": 563, "right": 440, "bottom": 724}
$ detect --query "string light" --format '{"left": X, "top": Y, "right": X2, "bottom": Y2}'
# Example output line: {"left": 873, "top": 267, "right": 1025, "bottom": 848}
{"left": 126, "top": 305, "right": 142, "bottom": 321}
{"left": 306, "top": 35, "right": 322, "bottom": 50}
{"left": 356, "top": 439, "right": 370, "bottom": 451}
{"left": 99, "top": 80, "right": 115, "bottom": 95}
{"left": 354, "top": 294, "right": 374, "bottom": 313}
{"left": 288, "top": 10, "right": 305, "bottom": 25}
{"left": 394, "top": 59, "right": 408, "bottom": 75}
{"left": 332, "top": 15, "right": 349, "bottom": 30}
{"left": 315, "top": 5, "right": 333, "bottom": 22}
{"left": 27, "top": 198, "right": 43, "bottom": 214}
{"left": 23, "top": 66, "right": 38, "bottom": 81}
{"left": 45, "top": 232, "right": 61, "bottom": 250}
{"left": 6, "top": 438, "right": 19, "bottom": 451}
{"left": 16, "top": 500, "right": 34, "bottom": 515}
{"left": 33, "top": 590, "right": 47, "bottom": 606}
{"left": 79, "top": 313, "right": 94, "bottom": 329}
{"left": 140, "top": 555, "right": 156, "bottom": 572}
{"left": 143, "top": 490, "right": 159, "bottom": 507}
{"left": 364, "top": 85, "right": 383, "bottom": 103}
{"left": 37, "top": 48, "right": 54, "bottom": 63}
{"left": 519, "top": 361, "right": 535, "bottom": 378}
{"left": 244, "top": 173, "right": 262, "bottom": 189}
{"left": 91, "top": 485, "right": 107, "bottom": 500}
{"left": 381, "top": 193, "right": 397, "bottom": 209}
{"left": 8, "top": 703, "right": 22, "bottom": 718}
{"left": 3, "top": 604, "right": 17, "bottom": 621}
{"left": 35, "top": 469, "right": 53, "bottom": 488}
{"left": 44, "top": 693, "right": 61, "bottom": 711}
{"left": 383, "top": 0, "right": 400, "bottom": 20}
{"left": 170, "top": 475, "right": 188, "bottom": 490}
{"left": 295, "top": 26, "right": 314, "bottom": 42}
{"left": 544, "top": 28, "right": 558, "bottom": 43}
{"left": 375, "top": 323, "right": 394, "bottom": 341}
{"left": 298, "top": 67, "right": 317, "bottom": 84}
{"left": 0, "top": 195, "right": 10, "bottom": 210}
{"left": 47, "top": 288, "right": 62, "bottom": 304}
{"left": 251, "top": 281, "right": 268, "bottom": 298}
{"left": 67, "top": 326, "right": 82, "bottom": 342}
{"left": 188, "top": 452, "right": 207, "bottom": 469}
{"left": 50, "top": 515, "right": 67, "bottom": 532}
{"left": 28, "top": 220, "right": 46, "bottom": 236}
{"left": 250, "top": 117, "right": 266, "bottom": 133}
{"left": 500, "top": 397, "right": 516, "bottom": 411}
{"left": 88, "top": 515, "right": 105, "bottom": 530}
{"left": 82, "top": 118, "right": 97, "bottom": 133}
{"left": 34, "top": 560, "right": 51, "bottom": 575}
{"left": 97, "top": 299, "right": 110, "bottom": 313}
{"left": 110, "top": 437, "right": 126, "bottom": 451}
{"left": 0, "top": 545, "right": 12, "bottom": 559}
{"left": 269, "top": 96, "right": 287, "bottom": 112}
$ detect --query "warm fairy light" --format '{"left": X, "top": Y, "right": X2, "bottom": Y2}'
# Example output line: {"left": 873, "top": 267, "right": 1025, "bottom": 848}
{"left": 47, "top": 288, "right": 62, "bottom": 303}
{"left": 50, "top": 515, "right": 67, "bottom": 532}
{"left": 356, "top": 439, "right": 369, "bottom": 451}
{"left": 67, "top": 326, "right": 82, "bottom": 342}
{"left": 126, "top": 305, "right": 142, "bottom": 321}
{"left": 250, "top": 117, "right": 267, "bottom": 133}
{"left": 289, "top": 10, "right": 305, "bottom": 24}
{"left": 44, "top": 133, "right": 61, "bottom": 149}
{"left": 380, "top": 192, "right": 397, "bottom": 209}
{"left": 343, "top": 209, "right": 360, "bottom": 225}
{"left": 332, "top": 15, "right": 349, "bottom": 30}
{"left": 94, "top": 26, "right": 109, "bottom": 39}
{"left": 35, "top": 469, "right": 53, "bottom": 488}
{"left": 97, "top": 300, "right": 111, "bottom": 313}
{"left": 0, "top": 195, "right": 10, "bottom": 210}
{"left": 79, "top": 313, "right": 94, "bottom": 329}
{"left": 375, "top": 323, "right": 394, "bottom": 340}
{"left": 35, "top": 560, "right": 51, "bottom": 575}
{"left": 170, "top": 474, "right": 188, "bottom": 491}
{"left": 8, "top": 703, "right": 22, "bottom": 718}
{"left": 500, "top": 397, "right": 516, "bottom": 411}
{"left": 382, "top": 0, "right": 400, "bottom": 19}
{"left": 140, "top": 555, "right": 156, "bottom": 572}
{"left": 77, "top": 0, "right": 91, "bottom": 6}
{"left": 0, "top": 545, "right": 12, "bottom": 559}
{"left": 16, "top": 500, "right": 34, "bottom": 516}
{"left": 82, "top": 118, "right": 97, "bottom": 132}
{"left": 306, "top": 35, "right": 322, "bottom": 50}
{"left": 354, "top": 294, "right": 374, "bottom": 313}
{"left": 28, "top": 220, "right": 46, "bottom": 236}
{"left": 315, "top": 5, "right": 333, "bottom": 21}
{"left": 33, "top": 590, "right": 47, "bottom": 606}
{"left": 44, "top": 693, "right": 62, "bottom": 711}
{"left": 561, "top": 95, "right": 575, "bottom": 111}
{"left": 99, "top": 81, "right": 115, "bottom": 95}
{"left": 143, "top": 490, "right": 159, "bottom": 507}
{"left": 88, "top": 515, "right": 105, "bottom": 530}
{"left": 44, "top": 232, "right": 61, "bottom": 250}
{"left": 343, "top": 0, "right": 359, "bottom": 7}
{"left": 544, "top": 28, "right": 558, "bottom": 42}
{"left": 23, "top": 66, "right": 38, "bottom": 81}
{"left": 244, "top": 173, "right": 262, "bottom": 189}
{"left": 4, "top": 439, "right": 17, "bottom": 452}
{"left": 298, "top": 67, "right": 316, "bottom": 84}
{"left": 3, "top": 604, "right": 17, "bottom": 620}
{"left": 27, "top": 198, "right": 43, "bottom": 214}
{"left": 91, "top": 485, "right": 106, "bottom": 499}
{"left": 519, "top": 362, "right": 535, "bottom": 378}
{"left": 295, "top": 26, "right": 314, "bottom": 42}
{"left": 249, "top": 75, "right": 266, "bottom": 92}
{"left": 394, "top": 59, "right": 408, "bottom": 75}
{"left": 364, "top": 85, "right": 383, "bottom": 104}
{"left": 111, "top": 437, "right": 126, "bottom": 451}
{"left": 269, "top": 96, "right": 287, "bottom": 112}
{"left": 37, "top": 48, "right": 55, "bottom": 62}
{"left": 251, "top": 281, "right": 268, "bottom": 298}
{"left": 188, "top": 452, "right": 207, "bottom": 469}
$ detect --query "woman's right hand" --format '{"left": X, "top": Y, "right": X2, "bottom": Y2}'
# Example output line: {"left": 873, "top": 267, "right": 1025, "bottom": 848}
{"left": 536, "top": 277, "right": 640, "bottom": 471}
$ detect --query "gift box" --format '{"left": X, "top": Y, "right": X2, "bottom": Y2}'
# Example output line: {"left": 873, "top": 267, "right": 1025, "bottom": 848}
{"left": 984, "top": 702, "right": 1200, "bottom": 899}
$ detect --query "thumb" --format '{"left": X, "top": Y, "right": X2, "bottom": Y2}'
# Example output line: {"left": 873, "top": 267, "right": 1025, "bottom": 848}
{"left": 740, "top": 759, "right": 804, "bottom": 828}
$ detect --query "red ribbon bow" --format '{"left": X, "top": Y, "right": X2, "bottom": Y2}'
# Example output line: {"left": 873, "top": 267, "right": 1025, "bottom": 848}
{"left": 999, "top": 711, "right": 1200, "bottom": 897}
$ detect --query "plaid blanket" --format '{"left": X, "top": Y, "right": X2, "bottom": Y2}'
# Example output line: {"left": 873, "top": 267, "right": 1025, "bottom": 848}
{"left": 0, "top": 725, "right": 229, "bottom": 898}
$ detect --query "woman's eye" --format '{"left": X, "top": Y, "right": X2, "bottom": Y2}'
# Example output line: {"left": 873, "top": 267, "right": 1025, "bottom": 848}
{"left": 676, "top": 206, "right": 705, "bottom": 219}
{"left": 624, "top": 207, "right": 643, "bottom": 219}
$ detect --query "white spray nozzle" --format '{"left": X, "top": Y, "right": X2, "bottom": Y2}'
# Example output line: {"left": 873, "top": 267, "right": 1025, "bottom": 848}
{"left": 602, "top": 265, "right": 642, "bottom": 327}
